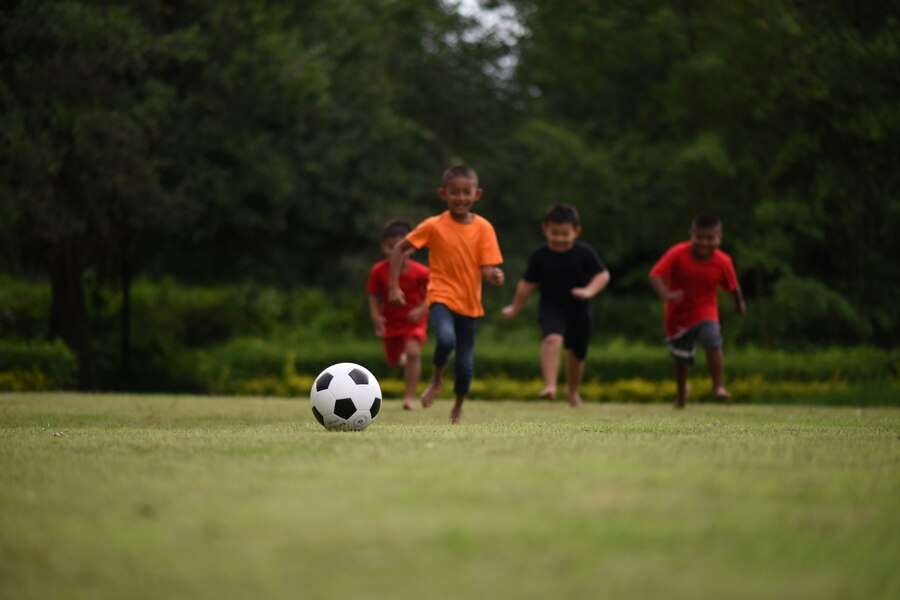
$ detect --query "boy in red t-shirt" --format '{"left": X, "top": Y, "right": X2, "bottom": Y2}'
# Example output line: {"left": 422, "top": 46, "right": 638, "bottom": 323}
{"left": 367, "top": 220, "right": 429, "bottom": 410}
{"left": 649, "top": 215, "right": 747, "bottom": 408}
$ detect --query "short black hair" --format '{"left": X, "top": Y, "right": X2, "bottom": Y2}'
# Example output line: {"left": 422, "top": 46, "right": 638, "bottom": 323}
{"left": 382, "top": 219, "right": 411, "bottom": 240}
{"left": 543, "top": 203, "right": 580, "bottom": 226}
{"left": 442, "top": 164, "right": 478, "bottom": 185}
{"left": 692, "top": 214, "right": 722, "bottom": 229}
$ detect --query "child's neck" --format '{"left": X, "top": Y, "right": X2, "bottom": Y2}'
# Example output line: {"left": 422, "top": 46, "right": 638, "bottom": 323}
{"left": 449, "top": 211, "right": 473, "bottom": 224}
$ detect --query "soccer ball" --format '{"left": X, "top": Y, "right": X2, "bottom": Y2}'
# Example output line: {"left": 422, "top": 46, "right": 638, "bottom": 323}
{"left": 310, "top": 362, "right": 382, "bottom": 431}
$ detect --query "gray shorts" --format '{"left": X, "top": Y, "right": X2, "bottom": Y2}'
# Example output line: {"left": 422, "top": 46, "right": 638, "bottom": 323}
{"left": 667, "top": 320, "right": 722, "bottom": 364}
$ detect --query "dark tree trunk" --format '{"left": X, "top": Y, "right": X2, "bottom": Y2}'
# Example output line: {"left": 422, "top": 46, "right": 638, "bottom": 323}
{"left": 49, "top": 241, "right": 95, "bottom": 388}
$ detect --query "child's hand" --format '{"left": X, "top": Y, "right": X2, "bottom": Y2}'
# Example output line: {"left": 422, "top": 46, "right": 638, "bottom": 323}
{"left": 388, "top": 286, "right": 406, "bottom": 305}
{"left": 407, "top": 304, "right": 426, "bottom": 323}
{"left": 570, "top": 287, "right": 591, "bottom": 300}
{"left": 736, "top": 298, "right": 747, "bottom": 315}
{"left": 487, "top": 267, "right": 505, "bottom": 286}
{"left": 666, "top": 290, "right": 684, "bottom": 302}
{"left": 500, "top": 305, "right": 518, "bottom": 319}
{"left": 372, "top": 315, "right": 386, "bottom": 338}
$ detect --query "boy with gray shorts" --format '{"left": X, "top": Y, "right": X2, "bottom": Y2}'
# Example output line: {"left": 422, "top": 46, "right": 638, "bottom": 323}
{"left": 649, "top": 215, "right": 746, "bottom": 408}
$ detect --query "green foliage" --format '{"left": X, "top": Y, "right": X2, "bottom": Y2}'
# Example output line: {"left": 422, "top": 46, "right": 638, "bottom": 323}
{"left": 0, "top": 339, "right": 77, "bottom": 389}
{"left": 2, "top": 1, "right": 899, "bottom": 388}
{"left": 0, "top": 276, "right": 50, "bottom": 339}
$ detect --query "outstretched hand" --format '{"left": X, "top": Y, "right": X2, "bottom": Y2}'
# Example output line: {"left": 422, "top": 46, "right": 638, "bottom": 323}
{"left": 500, "top": 305, "right": 517, "bottom": 319}
{"left": 571, "top": 287, "right": 591, "bottom": 300}
{"left": 486, "top": 266, "right": 505, "bottom": 286}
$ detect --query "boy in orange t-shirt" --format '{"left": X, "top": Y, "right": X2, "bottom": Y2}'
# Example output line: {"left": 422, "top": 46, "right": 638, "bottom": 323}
{"left": 388, "top": 165, "right": 504, "bottom": 423}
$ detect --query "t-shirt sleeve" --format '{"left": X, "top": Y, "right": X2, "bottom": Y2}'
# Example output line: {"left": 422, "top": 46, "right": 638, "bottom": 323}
{"left": 479, "top": 220, "right": 503, "bottom": 265}
{"left": 405, "top": 218, "right": 433, "bottom": 250}
{"left": 522, "top": 248, "right": 543, "bottom": 283}
{"left": 720, "top": 254, "right": 738, "bottom": 291}
{"left": 649, "top": 245, "right": 678, "bottom": 280}
{"left": 366, "top": 264, "right": 383, "bottom": 296}
{"left": 582, "top": 244, "right": 607, "bottom": 278}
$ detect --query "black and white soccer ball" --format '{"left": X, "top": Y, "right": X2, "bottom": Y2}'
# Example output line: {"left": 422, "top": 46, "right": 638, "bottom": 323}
{"left": 310, "top": 362, "right": 382, "bottom": 431}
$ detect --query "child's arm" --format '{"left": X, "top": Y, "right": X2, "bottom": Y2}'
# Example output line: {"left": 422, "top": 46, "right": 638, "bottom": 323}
{"left": 388, "top": 240, "right": 416, "bottom": 305}
{"left": 481, "top": 265, "right": 505, "bottom": 286}
{"left": 649, "top": 275, "right": 684, "bottom": 302}
{"left": 732, "top": 286, "right": 747, "bottom": 315}
{"left": 368, "top": 295, "right": 386, "bottom": 337}
{"left": 571, "top": 270, "right": 610, "bottom": 300}
{"left": 501, "top": 279, "right": 537, "bottom": 318}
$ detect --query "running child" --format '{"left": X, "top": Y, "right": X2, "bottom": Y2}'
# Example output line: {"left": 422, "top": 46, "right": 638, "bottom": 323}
{"left": 649, "top": 214, "right": 747, "bottom": 408}
{"left": 366, "top": 220, "right": 429, "bottom": 410}
{"left": 501, "top": 203, "right": 610, "bottom": 407}
{"left": 388, "top": 165, "right": 504, "bottom": 423}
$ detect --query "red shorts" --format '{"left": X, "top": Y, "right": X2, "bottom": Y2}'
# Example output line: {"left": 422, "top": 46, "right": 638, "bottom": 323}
{"left": 383, "top": 331, "right": 426, "bottom": 367}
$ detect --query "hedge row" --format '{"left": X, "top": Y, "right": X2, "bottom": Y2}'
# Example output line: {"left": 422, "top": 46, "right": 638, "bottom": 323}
{"left": 0, "top": 340, "right": 77, "bottom": 391}
{"left": 193, "top": 335, "right": 900, "bottom": 392}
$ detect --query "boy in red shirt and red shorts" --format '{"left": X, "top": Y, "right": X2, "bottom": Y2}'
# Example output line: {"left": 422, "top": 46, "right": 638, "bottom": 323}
{"left": 649, "top": 215, "right": 747, "bottom": 408}
{"left": 367, "top": 220, "right": 429, "bottom": 410}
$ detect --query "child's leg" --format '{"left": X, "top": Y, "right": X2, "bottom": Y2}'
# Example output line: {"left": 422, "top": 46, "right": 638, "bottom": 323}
{"left": 674, "top": 361, "right": 689, "bottom": 408}
{"left": 667, "top": 327, "right": 697, "bottom": 408}
{"left": 449, "top": 311, "right": 477, "bottom": 423}
{"left": 402, "top": 337, "right": 423, "bottom": 410}
{"left": 564, "top": 349, "right": 585, "bottom": 407}
{"left": 705, "top": 347, "right": 730, "bottom": 399}
{"left": 539, "top": 334, "right": 563, "bottom": 399}
{"left": 697, "top": 321, "right": 729, "bottom": 400}
{"left": 422, "top": 304, "right": 454, "bottom": 407}
{"left": 563, "top": 313, "right": 590, "bottom": 407}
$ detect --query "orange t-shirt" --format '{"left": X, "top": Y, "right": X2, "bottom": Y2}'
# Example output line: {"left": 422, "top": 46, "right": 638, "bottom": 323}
{"left": 406, "top": 210, "right": 503, "bottom": 317}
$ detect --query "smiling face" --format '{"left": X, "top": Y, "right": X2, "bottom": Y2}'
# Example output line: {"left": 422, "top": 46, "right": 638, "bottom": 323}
{"left": 438, "top": 176, "right": 482, "bottom": 222}
{"left": 542, "top": 221, "right": 580, "bottom": 253}
{"left": 690, "top": 224, "right": 722, "bottom": 260}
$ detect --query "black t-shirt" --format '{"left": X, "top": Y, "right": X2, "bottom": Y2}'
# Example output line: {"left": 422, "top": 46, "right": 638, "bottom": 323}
{"left": 523, "top": 241, "right": 607, "bottom": 313}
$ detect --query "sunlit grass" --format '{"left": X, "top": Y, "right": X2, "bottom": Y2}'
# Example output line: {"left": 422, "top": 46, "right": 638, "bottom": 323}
{"left": 2, "top": 393, "right": 899, "bottom": 599}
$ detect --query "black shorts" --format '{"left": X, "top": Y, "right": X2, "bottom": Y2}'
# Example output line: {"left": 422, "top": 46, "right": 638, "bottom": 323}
{"left": 539, "top": 303, "right": 591, "bottom": 360}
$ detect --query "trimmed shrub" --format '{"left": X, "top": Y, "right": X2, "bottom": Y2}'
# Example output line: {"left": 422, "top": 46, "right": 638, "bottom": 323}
{"left": 0, "top": 339, "right": 77, "bottom": 390}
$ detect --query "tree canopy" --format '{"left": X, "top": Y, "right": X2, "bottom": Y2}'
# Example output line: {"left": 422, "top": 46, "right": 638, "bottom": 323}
{"left": 2, "top": 0, "right": 898, "bottom": 383}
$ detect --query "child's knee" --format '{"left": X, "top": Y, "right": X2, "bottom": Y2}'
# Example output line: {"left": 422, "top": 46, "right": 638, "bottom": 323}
{"left": 543, "top": 333, "right": 563, "bottom": 346}
{"left": 405, "top": 340, "right": 422, "bottom": 359}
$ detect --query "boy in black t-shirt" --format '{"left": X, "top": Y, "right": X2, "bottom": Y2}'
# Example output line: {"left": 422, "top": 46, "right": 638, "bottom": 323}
{"left": 501, "top": 204, "right": 610, "bottom": 406}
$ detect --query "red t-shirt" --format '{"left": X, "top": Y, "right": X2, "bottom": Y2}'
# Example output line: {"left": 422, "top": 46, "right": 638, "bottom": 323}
{"left": 649, "top": 242, "right": 738, "bottom": 339}
{"left": 366, "top": 259, "right": 429, "bottom": 337}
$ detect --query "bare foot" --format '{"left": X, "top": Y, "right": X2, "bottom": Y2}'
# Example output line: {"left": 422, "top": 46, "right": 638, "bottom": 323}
{"left": 421, "top": 378, "right": 442, "bottom": 408}
{"left": 538, "top": 386, "right": 557, "bottom": 400}
{"left": 450, "top": 403, "right": 462, "bottom": 424}
{"left": 713, "top": 387, "right": 732, "bottom": 402}
{"left": 674, "top": 397, "right": 686, "bottom": 409}
{"left": 402, "top": 398, "right": 415, "bottom": 411}
{"left": 567, "top": 393, "right": 583, "bottom": 407}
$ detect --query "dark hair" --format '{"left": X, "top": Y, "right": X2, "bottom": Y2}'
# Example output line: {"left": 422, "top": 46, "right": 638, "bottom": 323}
{"left": 382, "top": 219, "right": 411, "bottom": 240}
{"left": 692, "top": 214, "right": 722, "bottom": 229}
{"left": 442, "top": 164, "right": 478, "bottom": 185}
{"left": 543, "top": 203, "right": 580, "bottom": 226}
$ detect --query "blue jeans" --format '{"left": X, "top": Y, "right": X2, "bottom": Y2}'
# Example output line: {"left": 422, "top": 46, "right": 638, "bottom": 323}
{"left": 429, "top": 303, "right": 477, "bottom": 396}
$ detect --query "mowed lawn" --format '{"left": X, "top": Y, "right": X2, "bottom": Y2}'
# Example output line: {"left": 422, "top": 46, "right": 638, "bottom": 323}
{"left": 1, "top": 393, "right": 899, "bottom": 600}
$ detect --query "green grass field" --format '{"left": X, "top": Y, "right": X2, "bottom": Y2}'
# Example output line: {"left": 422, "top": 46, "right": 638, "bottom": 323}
{"left": 2, "top": 393, "right": 899, "bottom": 599}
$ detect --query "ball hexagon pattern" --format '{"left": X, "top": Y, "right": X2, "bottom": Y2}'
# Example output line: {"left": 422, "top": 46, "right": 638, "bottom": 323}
{"left": 310, "top": 362, "right": 382, "bottom": 431}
